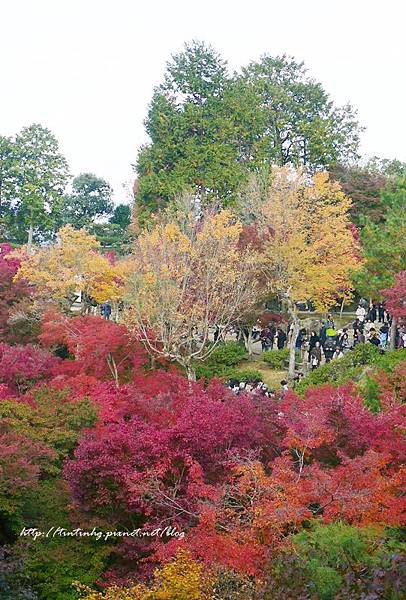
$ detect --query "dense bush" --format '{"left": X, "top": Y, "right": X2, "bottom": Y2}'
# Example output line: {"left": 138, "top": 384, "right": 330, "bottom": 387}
{"left": 261, "top": 348, "right": 289, "bottom": 369}
{"left": 0, "top": 343, "right": 59, "bottom": 394}
{"left": 195, "top": 341, "right": 248, "bottom": 380}
{"left": 295, "top": 344, "right": 386, "bottom": 395}
{"left": 228, "top": 368, "right": 263, "bottom": 383}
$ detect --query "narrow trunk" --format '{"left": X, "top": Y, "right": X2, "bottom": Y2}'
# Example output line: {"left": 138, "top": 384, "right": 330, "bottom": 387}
{"left": 389, "top": 316, "right": 397, "bottom": 350}
{"left": 186, "top": 364, "right": 196, "bottom": 382}
{"left": 107, "top": 353, "right": 119, "bottom": 388}
{"left": 242, "top": 329, "right": 253, "bottom": 357}
{"left": 27, "top": 222, "right": 34, "bottom": 254}
{"left": 287, "top": 302, "right": 300, "bottom": 379}
{"left": 340, "top": 297, "right": 345, "bottom": 318}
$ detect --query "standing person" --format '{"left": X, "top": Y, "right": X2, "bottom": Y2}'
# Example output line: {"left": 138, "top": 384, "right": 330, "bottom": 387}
{"left": 295, "top": 328, "right": 306, "bottom": 351}
{"left": 338, "top": 328, "right": 350, "bottom": 353}
{"left": 260, "top": 327, "right": 271, "bottom": 352}
{"left": 310, "top": 341, "right": 322, "bottom": 369}
{"left": 276, "top": 327, "right": 287, "bottom": 349}
{"left": 101, "top": 301, "right": 112, "bottom": 320}
{"left": 268, "top": 324, "right": 276, "bottom": 350}
{"left": 397, "top": 326, "right": 406, "bottom": 349}
{"left": 308, "top": 330, "right": 320, "bottom": 358}
{"left": 378, "top": 302, "right": 385, "bottom": 323}
{"left": 379, "top": 323, "right": 389, "bottom": 349}
{"left": 367, "top": 303, "right": 377, "bottom": 323}
{"left": 356, "top": 304, "right": 366, "bottom": 323}
{"left": 324, "top": 337, "right": 336, "bottom": 363}
{"left": 319, "top": 321, "right": 327, "bottom": 348}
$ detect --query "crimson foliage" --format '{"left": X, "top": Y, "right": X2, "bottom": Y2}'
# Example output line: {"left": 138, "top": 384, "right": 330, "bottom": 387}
{"left": 0, "top": 244, "right": 32, "bottom": 342}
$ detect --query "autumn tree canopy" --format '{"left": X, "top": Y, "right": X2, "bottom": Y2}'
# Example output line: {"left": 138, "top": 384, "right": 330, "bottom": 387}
{"left": 15, "top": 225, "right": 127, "bottom": 311}
{"left": 243, "top": 167, "right": 360, "bottom": 375}
{"left": 124, "top": 201, "right": 262, "bottom": 379}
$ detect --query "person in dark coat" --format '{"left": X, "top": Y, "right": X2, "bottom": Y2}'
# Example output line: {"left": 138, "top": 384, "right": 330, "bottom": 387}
{"left": 260, "top": 327, "right": 272, "bottom": 352}
{"left": 295, "top": 328, "right": 306, "bottom": 350}
{"left": 324, "top": 338, "right": 336, "bottom": 363}
{"left": 308, "top": 330, "right": 320, "bottom": 361}
{"left": 319, "top": 322, "right": 327, "bottom": 348}
{"left": 276, "top": 327, "right": 287, "bottom": 349}
{"left": 367, "top": 304, "right": 377, "bottom": 323}
{"left": 352, "top": 318, "right": 364, "bottom": 336}
{"left": 310, "top": 341, "right": 322, "bottom": 369}
{"left": 100, "top": 301, "right": 112, "bottom": 320}
{"left": 378, "top": 302, "right": 385, "bottom": 323}
{"left": 353, "top": 330, "right": 365, "bottom": 346}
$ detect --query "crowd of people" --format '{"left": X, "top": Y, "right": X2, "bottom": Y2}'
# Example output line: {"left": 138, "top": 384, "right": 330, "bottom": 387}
{"left": 246, "top": 300, "right": 405, "bottom": 371}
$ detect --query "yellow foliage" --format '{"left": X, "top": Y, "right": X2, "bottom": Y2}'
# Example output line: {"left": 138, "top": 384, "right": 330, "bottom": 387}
{"left": 76, "top": 551, "right": 212, "bottom": 600}
{"left": 124, "top": 209, "right": 262, "bottom": 373}
{"left": 259, "top": 167, "right": 360, "bottom": 310}
{"left": 15, "top": 225, "right": 126, "bottom": 304}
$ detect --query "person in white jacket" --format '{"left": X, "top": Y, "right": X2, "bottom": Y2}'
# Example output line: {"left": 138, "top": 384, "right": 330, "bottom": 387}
{"left": 356, "top": 305, "right": 366, "bottom": 322}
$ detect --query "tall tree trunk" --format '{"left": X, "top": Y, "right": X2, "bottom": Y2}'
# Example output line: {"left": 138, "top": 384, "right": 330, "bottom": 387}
{"left": 242, "top": 328, "right": 253, "bottom": 357}
{"left": 186, "top": 364, "right": 196, "bottom": 382}
{"left": 389, "top": 316, "right": 397, "bottom": 350}
{"left": 27, "top": 222, "right": 34, "bottom": 254}
{"left": 340, "top": 297, "right": 345, "bottom": 318}
{"left": 287, "top": 300, "right": 300, "bottom": 379}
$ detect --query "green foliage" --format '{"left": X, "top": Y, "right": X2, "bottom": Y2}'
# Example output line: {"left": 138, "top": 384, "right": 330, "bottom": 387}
{"left": 229, "top": 368, "right": 263, "bottom": 383}
{"left": 372, "top": 348, "right": 406, "bottom": 372}
{"left": 0, "top": 136, "right": 19, "bottom": 240}
{"left": 15, "top": 480, "right": 112, "bottom": 600}
{"left": 296, "top": 345, "right": 406, "bottom": 397}
{"left": 242, "top": 54, "right": 360, "bottom": 169}
{"left": 293, "top": 522, "right": 405, "bottom": 600}
{"left": 59, "top": 173, "right": 114, "bottom": 230}
{"left": 5, "top": 124, "right": 70, "bottom": 244}
{"left": 0, "top": 387, "right": 97, "bottom": 474}
{"left": 90, "top": 204, "right": 132, "bottom": 253}
{"left": 136, "top": 43, "right": 361, "bottom": 221}
{"left": 295, "top": 344, "right": 381, "bottom": 394}
{"left": 109, "top": 204, "right": 131, "bottom": 228}
{"left": 195, "top": 341, "right": 248, "bottom": 380}
{"left": 262, "top": 348, "right": 289, "bottom": 369}
{"left": 352, "top": 176, "right": 406, "bottom": 297}
{"left": 361, "top": 374, "right": 381, "bottom": 413}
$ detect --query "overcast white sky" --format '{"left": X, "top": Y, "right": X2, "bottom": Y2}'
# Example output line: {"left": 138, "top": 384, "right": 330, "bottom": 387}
{"left": 1, "top": 0, "right": 405, "bottom": 202}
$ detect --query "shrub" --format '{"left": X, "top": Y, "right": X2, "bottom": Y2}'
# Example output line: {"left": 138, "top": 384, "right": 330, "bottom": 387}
{"left": 291, "top": 522, "right": 406, "bottom": 600}
{"left": 228, "top": 369, "right": 263, "bottom": 383}
{"left": 207, "top": 341, "right": 248, "bottom": 366}
{"left": 262, "top": 348, "right": 289, "bottom": 369}
{"left": 195, "top": 342, "right": 248, "bottom": 381}
{"left": 295, "top": 344, "right": 381, "bottom": 394}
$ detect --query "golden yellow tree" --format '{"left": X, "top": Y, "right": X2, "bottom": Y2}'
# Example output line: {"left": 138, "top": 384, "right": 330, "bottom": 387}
{"left": 255, "top": 167, "right": 360, "bottom": 376}
{"left": 76, "top": 550, "right": 211, "bottom": 600}
{"left": 15, "top": 225, "right": 126, "bottom": 311}
{"left": 124, "top": 206, "right": 261, "bottom": 380}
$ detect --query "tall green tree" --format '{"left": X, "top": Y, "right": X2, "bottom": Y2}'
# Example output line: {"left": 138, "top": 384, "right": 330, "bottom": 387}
{"left": 11, "top": 124, "right": 70, "bottom": 247}
{"left": 135, "top": 44, "right": 361, "bottom": 222}
{"left": 241, "top": 54, "right": 361, "bottom": 168}
{"left": 90, "top": 203, "right": 132, "bottom": 254}
{"left": 352, "top": 176, "right": 406, "bottom": 337}
{"left": 59, "top": 173, "right": 113, "bottom": 230}
{"left": 0, "top": 136, "right": 18, "bottom": 240}
{"left": 136, "top": 41, "right": 252, "bottom": 223}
